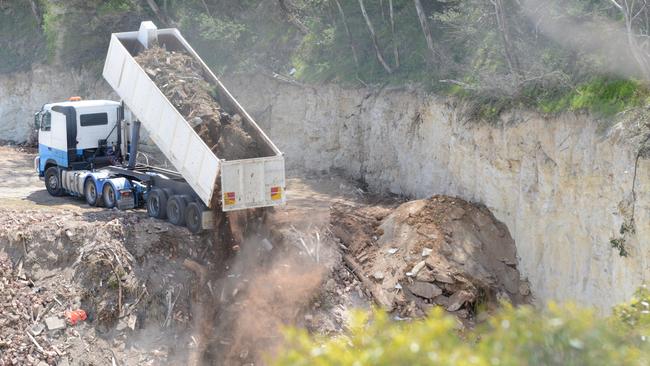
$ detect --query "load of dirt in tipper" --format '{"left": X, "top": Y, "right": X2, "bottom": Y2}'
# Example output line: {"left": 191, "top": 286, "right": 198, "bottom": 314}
{"left": 134, "top": 46, "right": 264, "bottom": 161}
{"left": 332, "top": 195, "right": 531, "bottom": 325}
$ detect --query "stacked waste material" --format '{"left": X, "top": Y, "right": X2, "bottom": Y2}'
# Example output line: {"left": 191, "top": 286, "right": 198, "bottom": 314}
{"left": 134, "top": 46, "right": 263, "bottom": 161}
{"left": 331, "top": 196, "right": 531, "bottom": 324}
{"left": 0, "top": 253, "right": 60, "bottom": 365}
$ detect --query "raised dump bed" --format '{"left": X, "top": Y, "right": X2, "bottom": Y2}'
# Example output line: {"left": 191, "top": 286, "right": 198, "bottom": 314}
{"left": 102, "top": 22, "right": 285, "bottom": 211}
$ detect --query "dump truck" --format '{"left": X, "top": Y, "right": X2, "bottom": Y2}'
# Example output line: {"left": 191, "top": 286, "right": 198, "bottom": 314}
{"left": 33, "top": 21, "right": 286, "bottom": 233}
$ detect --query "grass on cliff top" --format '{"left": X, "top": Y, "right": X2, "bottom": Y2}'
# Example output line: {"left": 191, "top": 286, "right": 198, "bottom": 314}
{"left": 452, "top": 77, "right": 650, "bottom": 122}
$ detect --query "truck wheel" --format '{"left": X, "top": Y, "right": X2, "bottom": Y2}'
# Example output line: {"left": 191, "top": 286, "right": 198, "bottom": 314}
{"left": 167, "top": 195, "right": 189, "bottom": 226}
{"left": 103, "top": 184, "right": 117, "bottom": 209}
{"left": 185, "top": 202, "right": 205, "bottom": 234}
{"left": 84, "top": 179, "right": 99, "bottom": 206}
{"left": 147, "top": 189, "right": 168, "bottom": 219}
{"left": 45, "top": 167, "right": 63, "bottom": 196}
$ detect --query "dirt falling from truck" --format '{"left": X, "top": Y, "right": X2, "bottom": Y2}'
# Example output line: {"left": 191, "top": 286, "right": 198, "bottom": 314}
{"left": 134, "top": 45, "right": 266, "bottom": 161}
{"left": 182, "top": 214, "right": 328, "bottom": 366}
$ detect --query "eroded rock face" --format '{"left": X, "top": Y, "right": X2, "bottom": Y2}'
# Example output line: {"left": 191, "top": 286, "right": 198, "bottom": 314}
{"left": 3, "top": 67, "right": 650, "bottom": 310}
{"left": 227, "top": 73, "right": 650, "bottom": 311}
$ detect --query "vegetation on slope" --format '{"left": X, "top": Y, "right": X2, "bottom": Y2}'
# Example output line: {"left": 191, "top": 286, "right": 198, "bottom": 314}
{"left": 3, "top": 0, "right": 650, "bottom": 117}
{"left": 273, "top": 287, "right": 650, "bottom": 365}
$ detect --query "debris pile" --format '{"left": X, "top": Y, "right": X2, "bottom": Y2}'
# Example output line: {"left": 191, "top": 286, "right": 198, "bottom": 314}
{"left": 0, "top": 252, "right": 60, "bottom": 365}
{"left": 332, "top": 195, "right": 531, "bottom": 324}
{"left": 134, "top": 46, "right": 265, "bottom": 160}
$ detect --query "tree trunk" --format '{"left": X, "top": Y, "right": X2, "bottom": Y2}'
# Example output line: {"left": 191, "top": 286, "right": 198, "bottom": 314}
{"left": 389, "top": 0, "right": 400, "bottom": 69}
{"left": 28, "top": 0, "right": 42, "bottom": 27}
{"left": 144, "top": 0, "right": 170, "bottom": 26}
{"left": 491, "top": 0, "right": 521, "bottom": 85}
{"left": 358, "top": 0, "right": 393, "bottom": 74}
{"left": 333, "top": 0, "right": 360, "bottom": 68}
{"left": 413, "top": 0, "right": 436, "bottom": 63}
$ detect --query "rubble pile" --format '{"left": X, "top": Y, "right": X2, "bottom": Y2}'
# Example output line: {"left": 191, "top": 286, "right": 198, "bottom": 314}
{"left": 134, "top": 46, "right": 264, "bottom": 160}
{"left": 332, "top": 195, "right": 531, "bottom": 325}
{"left": 0, "top": 252, "right": 60, "bottom": 365}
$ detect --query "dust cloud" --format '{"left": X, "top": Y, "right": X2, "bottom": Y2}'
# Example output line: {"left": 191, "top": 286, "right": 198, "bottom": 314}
{"left": 521, "top": 0, "right": 643, "bottom": 79}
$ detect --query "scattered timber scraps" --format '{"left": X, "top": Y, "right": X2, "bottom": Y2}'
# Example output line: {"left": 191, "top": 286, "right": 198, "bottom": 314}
{"left": 134, "top": 45, "right": 266, "bottom": 161}
{"left": 331, "top": 195, "right": 531, "bottom": 326}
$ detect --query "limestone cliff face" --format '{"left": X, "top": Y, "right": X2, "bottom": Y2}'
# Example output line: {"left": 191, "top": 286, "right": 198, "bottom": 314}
{"left": 0, "top": 65, "right": 114, "bottom": 143}
{"left": 225, "top": 74, "right": 650, "bottom": 311}
{"left": 2, "top": 68, "right": 649, "bottom": 311}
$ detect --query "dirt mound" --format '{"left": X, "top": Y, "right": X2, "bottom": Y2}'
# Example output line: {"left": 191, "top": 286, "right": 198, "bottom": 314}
{"left": 134, "top": 46, "right": 264, "bottom": 160}
{"left": 332, "top": 195, "right": 530, "bottom": 324}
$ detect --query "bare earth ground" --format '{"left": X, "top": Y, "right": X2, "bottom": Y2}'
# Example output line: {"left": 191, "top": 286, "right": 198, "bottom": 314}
{"left": 0, "top": 146, "right": 529, "bottom": 365}
{"left": 0, "top": 146, "right": 370, "bottom": 365}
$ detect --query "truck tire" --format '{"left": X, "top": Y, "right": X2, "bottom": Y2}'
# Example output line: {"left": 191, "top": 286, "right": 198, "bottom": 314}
{"left": 167, "top": 195, "right": 189, "bottom": 226}
{"left": 45, "top": 167, "right": 63, "bottom": 196}
{"left": 103, "top": 184, "right": 117, "bottom": 209}
{"left": 185, "top": 202, "right": 205, "bottom": 234}
{"left": 84, "top": 179, "right": 99, "bottom": 206}
{"left": 147, "top": 189, "right": 168, "bottom": 219}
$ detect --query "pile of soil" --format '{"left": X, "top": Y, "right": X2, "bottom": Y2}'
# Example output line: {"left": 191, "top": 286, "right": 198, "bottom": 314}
{"left": 332, "top": 195, "right": 531, "bottom": 324}
{"left": 134, "top": 46, "right": 264, "bottom": 161}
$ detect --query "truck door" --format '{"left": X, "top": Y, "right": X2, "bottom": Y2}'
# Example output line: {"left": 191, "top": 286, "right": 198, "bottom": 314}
{"left": 38, "top": 109, "right": 71, "bottom": 169}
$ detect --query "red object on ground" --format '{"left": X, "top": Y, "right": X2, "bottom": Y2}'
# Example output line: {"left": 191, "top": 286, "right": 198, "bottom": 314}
{"left": 65, "top": 309, "right": 87, "bottom": 325}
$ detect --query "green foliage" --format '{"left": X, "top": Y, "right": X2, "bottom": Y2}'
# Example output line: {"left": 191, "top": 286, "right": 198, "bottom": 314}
{"left": 0, "top": 2, "right": 46, "bottom": 73}
{"left": 539, "top": 78, "right": 650, "bottom": 117}
{"left": 275, "top": 299, "right": 650, "bottom": 366}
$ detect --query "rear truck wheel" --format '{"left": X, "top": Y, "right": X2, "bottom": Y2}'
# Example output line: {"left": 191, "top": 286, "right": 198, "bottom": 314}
{"left": 84, "top": 179, "right": 99, "bottom": 206}
{"left": 146, "top": 188, "right": 168, "bottom": 219}
{"left": 102, "top": 184, "right": 117, "bottom": 209}
{"left": 185, "top": 202, "right": 205, "bottom": 234}
{"left": 167, "top": 195, "right": 189, "bottom": 226}
{"left": 44, "top": 167, "right": 63, "bottom": 196}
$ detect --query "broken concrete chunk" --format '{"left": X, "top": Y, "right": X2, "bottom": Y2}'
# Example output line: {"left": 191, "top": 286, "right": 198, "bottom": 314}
{"left": 415, "top": 268, "right": 436, "bottom": 282}
{"left": 44, "top": 316, "right": 65, "bottom": 331}
{"left": 408, "top": 281, "right": 443, "bottom": 299}
{"left": 372, "top": 271, "right": 385, "bottom": 281}
{"left": 421, "top": 248, "right": 433, "bottom": 257}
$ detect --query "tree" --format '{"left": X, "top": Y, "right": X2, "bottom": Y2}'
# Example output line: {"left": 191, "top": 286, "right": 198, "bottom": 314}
{"left": 606, "top": 0, "right": 650, "bottom": 80}
{"left": 358, "top": 0, "right": 393, "bottom": 74}
{"left": 413, "top": 0, "right": 436, "bottom": 63}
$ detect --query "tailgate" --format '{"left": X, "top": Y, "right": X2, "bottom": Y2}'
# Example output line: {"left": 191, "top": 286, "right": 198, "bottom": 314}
{"left": 220, "top": 156, "right": 286, "bottom": 211}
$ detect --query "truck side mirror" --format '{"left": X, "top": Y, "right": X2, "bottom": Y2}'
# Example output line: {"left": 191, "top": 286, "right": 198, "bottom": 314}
{"left": 34, "top": 112, "right": 41, "bottom": 129}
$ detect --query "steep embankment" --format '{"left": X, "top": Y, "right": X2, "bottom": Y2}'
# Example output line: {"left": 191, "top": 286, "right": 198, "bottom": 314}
{"left": 225, "top": 74, "right": 650, "bottom": 311}
{"left": 0, "top": 66, "right": 114, "bottom": 141}
{"left": 2, "top": 67, "right": 649, "bottom": 311}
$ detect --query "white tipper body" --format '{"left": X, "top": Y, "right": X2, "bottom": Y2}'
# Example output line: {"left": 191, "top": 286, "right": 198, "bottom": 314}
{"left": 102, "top": 22, "right": 285, "bottom": 211}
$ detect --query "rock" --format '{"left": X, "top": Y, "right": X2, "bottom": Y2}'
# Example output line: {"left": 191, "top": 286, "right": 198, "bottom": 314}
{"left": 434, "top": 272, "right": 455, "bottom": 284}
{"left": 421, "top": 248, "right": 433, "bottom": 257}
{"left": 30, "top": 323, "right": 45, "bottom": 336}
{"left": 407, "top": 260, "right": 426, "bottom": 277}
{"left": 372, "top": 271, "right": 385, "bottom": 281}
{"left": 386, "top": 248, "right": 398, "bottom": 255}
{"left": 415, "top": 268, "right": 436, "bottom": 282}
{"left": 449, "top": 207, "right": 466, "bottom": 220}
{"left": 44, "top": 316, "right": 65, "bottom": 331}
{"left": 447, "top": 290, "right": 474, "bottom": 312}
{"left": 408, "top": 282, "right": 443, "bottom": 299}
{"left": 433, "top": 295, "right": 450, "bottom": 307}
{"left": 519, "top": 281, "right": 531, "bottom": 296}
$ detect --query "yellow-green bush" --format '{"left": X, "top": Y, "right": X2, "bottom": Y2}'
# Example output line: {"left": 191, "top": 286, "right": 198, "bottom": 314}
{"left": 274, "top": 288, "right": 650, "bottom": 366}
